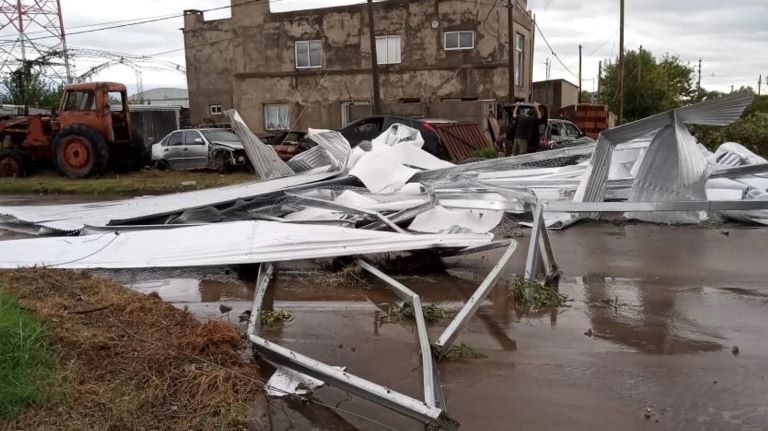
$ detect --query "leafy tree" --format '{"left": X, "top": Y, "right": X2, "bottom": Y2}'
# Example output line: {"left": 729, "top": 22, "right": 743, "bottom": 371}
{"left": 0, "top": 63, "right": 63, "bottom": 111}
{"left": 598, "top": 49, "right": 696, "bottom": 123}
{"left": 692, "top": 95, "right": 768, "bottom": 156}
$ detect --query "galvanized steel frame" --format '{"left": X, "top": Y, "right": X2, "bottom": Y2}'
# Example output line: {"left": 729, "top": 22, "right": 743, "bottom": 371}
{"left": 524, "top": 198, "right": 768, "bottom": 282}
{"left": 433, "top": 241, "right": 519, "bottom": 357}
{"left": 247, "top": 261, "right": 459, "bottom": 429}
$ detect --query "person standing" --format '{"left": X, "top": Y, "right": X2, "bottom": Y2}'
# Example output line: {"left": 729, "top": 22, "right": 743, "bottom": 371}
{"left": 512, "top": 110, "right": 537, "bottom": 155}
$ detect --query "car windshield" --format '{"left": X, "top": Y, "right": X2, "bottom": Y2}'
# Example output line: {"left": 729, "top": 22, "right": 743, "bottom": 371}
{"left": 201, "top": 130, "right": 240, "bottom": 142}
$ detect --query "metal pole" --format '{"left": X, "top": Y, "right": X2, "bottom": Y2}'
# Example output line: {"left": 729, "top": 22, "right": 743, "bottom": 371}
{"left": 56, "top": 0, "right": 73, "bottom": 83}
{"left": 507, "top": 0, "right": 515, "bottom": 102}
{"left": 249, "top": 335, "right": 457, "bottom": 429}
{"left": 433, "top": 241, "right": 519, "bottom": 356}
{"left": 618, "top": 0, "right": 625, "bottom": 124}
{"left": 598, "top": 60, "right": 602, "bottom": 95}
{"left": 366, "top": 0, "right": 381, "bottom": 114}
{"left": 529, "top": 12, "right": 536, "bottom": 101}
{"left": 697, "top": 58, "right": 702, "bottom": 98}
{"left": 578, "top": 44, "right": 582, "bottom": 104}
{"left": 759, "top": 74, "right": 762, "bottom": 96}
{"left": 356, "top": 259, "right": 437, "bottom": 408}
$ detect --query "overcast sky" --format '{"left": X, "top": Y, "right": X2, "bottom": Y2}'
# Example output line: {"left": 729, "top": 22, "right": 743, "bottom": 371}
{"left": 2, "top": 0, "right": 764, "bottom": 95}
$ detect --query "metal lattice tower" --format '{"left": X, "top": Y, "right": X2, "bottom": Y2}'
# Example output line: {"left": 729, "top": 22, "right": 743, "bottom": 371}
{"left": 0, "top": 0, "right": 72, "bottom": 83}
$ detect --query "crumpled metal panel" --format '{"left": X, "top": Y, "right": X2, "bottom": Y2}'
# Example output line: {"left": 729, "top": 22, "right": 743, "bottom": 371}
{"left": 226, "top": 109, "right": 295, "bottom": 179}
{"left": 0, "top": 168, "right": 337, "bottom": 232}
{"left": 432, "top": 122, "right": 493, "bottom": 162}
{"left": 0, "top": 220, "right": 493, "bottom": 269}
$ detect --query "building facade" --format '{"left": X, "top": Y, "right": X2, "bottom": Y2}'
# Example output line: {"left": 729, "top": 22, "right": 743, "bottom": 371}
{"left": 531, "top": 79, "right": 579, "bottom": 113}
{"left": 183, "top": 0, "right": 535, "bottom": 133}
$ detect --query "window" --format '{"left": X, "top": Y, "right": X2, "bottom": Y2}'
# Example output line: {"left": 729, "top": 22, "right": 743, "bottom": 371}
{"left": 108, "top": 91, "right": 124, "bottom": 111}
{"left": 515, "top": 32, "right": 525, "bottom": 86}
{"left": 564, "top": 122, "right": 581, "bottom": 137}
{"left": 264, "top": 103, "right": 290, "bottom": 130}
{"left": 444, "top": 31, "right": 474, "bottom": 50}
{"left": 184, "top": 131, "right": 204, "bottom": 145}
{"left": 209, "top": 104, "right": 222, "bottom": 115}
{"left": 295, "top": 40, "right": 322, "bottom": 69}
{"left": 165, "top": 131, "right": 183, "bottom": 147}
{"left": 62, "top": 90, "right": 95, "bottom": 111}
{"left": 375, "top": 35, "right": 402, "bottom": 65}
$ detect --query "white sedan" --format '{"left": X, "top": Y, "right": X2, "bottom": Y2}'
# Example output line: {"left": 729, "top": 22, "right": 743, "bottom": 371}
{"left": 151, "top": 128, "right": 248, "bottom": 171}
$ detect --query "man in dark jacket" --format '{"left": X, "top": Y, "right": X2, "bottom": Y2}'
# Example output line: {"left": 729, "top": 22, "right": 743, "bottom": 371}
{"left": 512, "top": 110, "right": 537, "bottom": 155}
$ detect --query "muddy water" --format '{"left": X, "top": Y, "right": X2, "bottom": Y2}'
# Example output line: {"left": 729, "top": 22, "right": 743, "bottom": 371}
{"left": 99, "top": 223, "right": 768, "bottom": 431}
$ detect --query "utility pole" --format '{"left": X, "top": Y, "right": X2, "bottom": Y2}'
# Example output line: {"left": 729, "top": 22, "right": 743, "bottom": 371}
{"left": 759, "top": 74, "right": 762, "bottom": 96}
{"left": 618, "top": 0, "right": 625, "bottom": 124}
{"left": 578, "top": 44, "right": 582, "bottom": 103}
{"left": 507, "top": 0, "right": 516, "bottom": 103}
{"left": 366, "top": 0, "right": 381, "bottom": 114}
{"left": 598, "top": 60, "right": 602, "bottom": 94}
{"left": 697, "top": 58, "right": 702, "bottom": 98}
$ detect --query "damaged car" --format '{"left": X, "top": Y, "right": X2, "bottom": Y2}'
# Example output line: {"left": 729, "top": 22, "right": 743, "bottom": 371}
{"left": 151, "top": 128, "right": 248, "bottom": 171}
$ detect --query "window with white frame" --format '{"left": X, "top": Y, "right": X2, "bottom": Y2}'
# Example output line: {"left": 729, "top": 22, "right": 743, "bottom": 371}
{"left": 444, "top": 31, "right": 475, "bottom": 50}
{"left": 295, "top": 40, "right": 322, "bottom": 69}
{"left": 209, "top": 104, "right": 222, "bottom": 115}
{"left": 264, "top": 103, "right": 290, "bottom": 130}
{"left": 515, "top": 32, "right": 525, "bottom": 86}
{"left": 375, "top": 35, "right": 402, "bottom": 65}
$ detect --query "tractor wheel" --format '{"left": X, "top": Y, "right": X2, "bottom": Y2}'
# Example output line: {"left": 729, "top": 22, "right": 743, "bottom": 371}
{"left": 0, "top": 149, "right": 26, "bottom": 178}
{"left": 53, "top": 125, "right": 109, "bottom": 178}
{"left": 130, "top": 130, "right": 148, "bottom": 170}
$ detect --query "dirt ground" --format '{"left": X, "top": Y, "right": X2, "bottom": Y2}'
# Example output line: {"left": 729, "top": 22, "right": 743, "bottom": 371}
{"left": 101, "top": 222, "right": 768, "bottom": 431}
{"left": 0, "top": 269, "right": 269, "bottom": 431}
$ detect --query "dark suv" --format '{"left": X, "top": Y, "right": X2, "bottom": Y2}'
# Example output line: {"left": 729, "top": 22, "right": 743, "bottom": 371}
{"left": 339, "top": 116, "right": 448, "bottom": 157}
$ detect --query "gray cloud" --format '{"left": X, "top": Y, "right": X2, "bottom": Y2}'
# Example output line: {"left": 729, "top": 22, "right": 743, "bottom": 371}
{"left": 1, "top": 0, "right": 763, "bottom": 94}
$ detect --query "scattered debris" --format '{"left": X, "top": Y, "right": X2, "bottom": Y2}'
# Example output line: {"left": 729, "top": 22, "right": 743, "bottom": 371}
{"left": 732, "top": 345, "right": 740, "bottom": 356}
{"left": 390, "top": 301, "right": 445, "bottom": 323}
{"left": 260, "top": 309, "right": 294, "bottom": 327}
{"left": 508, "top": 278, "right": 569, "bottom": 312}
{"left": 644, "top": 407, "right": 653, "bottom": 420}
{"left": 584, "top": 328, "right": 593, "bottom": 337}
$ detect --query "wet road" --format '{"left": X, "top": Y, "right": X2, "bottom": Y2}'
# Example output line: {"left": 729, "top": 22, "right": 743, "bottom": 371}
{"left": 100, "top": 222, "right": 768, "bottom": 431}
{"left": 3, "top": 193, "right": 767, "bottom": 430}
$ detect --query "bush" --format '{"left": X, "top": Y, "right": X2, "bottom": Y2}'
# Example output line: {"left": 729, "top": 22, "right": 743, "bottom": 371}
{"left": 692, "top": 95, "right": 768, "bottom": 156}
{"left": 472, "top": 147, "right": 499, "bottom": 159}
{"left": 693, "top": 113, "right": 768, "bottom": 156}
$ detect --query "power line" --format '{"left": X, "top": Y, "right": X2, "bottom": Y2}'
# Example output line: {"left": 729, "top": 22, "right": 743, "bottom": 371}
{"left": 532, "top": 20, "right": 579, "bottom": 79}
{"left": 0, "top": 0, "right": 281, "bottom": 44}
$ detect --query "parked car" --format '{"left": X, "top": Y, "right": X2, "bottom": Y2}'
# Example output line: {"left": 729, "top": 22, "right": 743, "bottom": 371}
{"left": 151, "top": 128, "right": 248, "bottom": 171}
{"left": 337, "top": 116, "right": 452, "bottom": 157}
{"left": 540, "top": 119, "right": 596, "bottom": 150}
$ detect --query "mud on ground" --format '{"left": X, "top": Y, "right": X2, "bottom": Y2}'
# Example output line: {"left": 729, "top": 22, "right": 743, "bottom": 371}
{"left": 0, "top": 269, "right": 269, "bottom": 431}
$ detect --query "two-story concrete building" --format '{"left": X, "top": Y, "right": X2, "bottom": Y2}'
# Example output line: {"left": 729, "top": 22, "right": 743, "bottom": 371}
{"left": 183, "top": 0, "right": 535, "bottom": 133}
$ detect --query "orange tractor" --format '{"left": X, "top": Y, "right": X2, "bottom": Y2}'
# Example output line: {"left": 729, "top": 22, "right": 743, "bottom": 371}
{"left": 0, "top": 82, "right": 146, "bottom": 178}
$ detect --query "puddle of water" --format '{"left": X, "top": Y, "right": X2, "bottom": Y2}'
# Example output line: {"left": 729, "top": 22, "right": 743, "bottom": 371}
{"left": 95, "top": 263, "right": 768, "bottom": 431}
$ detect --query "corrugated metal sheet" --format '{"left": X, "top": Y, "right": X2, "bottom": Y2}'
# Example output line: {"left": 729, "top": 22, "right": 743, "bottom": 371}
{"left": 432, "top": 123, "right": 493, "bottom": 162}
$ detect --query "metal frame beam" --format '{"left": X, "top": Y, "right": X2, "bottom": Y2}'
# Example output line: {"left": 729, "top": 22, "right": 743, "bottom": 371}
{"left": 433, "top": 241, "right": 519, "bottom": 357}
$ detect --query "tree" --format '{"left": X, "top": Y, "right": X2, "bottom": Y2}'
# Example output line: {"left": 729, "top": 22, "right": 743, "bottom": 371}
{"left": 0, "top": 62, "right": 63, "bottom": 111}
{"left": 598, "top": 49, "right": 696, "bottom": 123}
{"left": 692, "top": 95, "right": 768, "bottom": 156}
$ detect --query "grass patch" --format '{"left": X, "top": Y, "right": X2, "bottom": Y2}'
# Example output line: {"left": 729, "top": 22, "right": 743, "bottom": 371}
{"left": 472, "top": 147, "right": 500, "bottom": 159}
{"left": 0, "top": 289, "right": 58, "bottom": 419}
{"left": 508, "top": 278, "right": 569, "bottom": 312}
{"left": 260, "top": 309, "right": 294, "bottom": 327}
{"left": 0, "top": 170, "right": 256, "bottom": 196}
{"left": 399, "top": 302, "right": 445, "bottom": 323}
{"left": 444, "top": 343, "right": 487, "bottom": 361}
{"left": 381, "top": 302, "right": 445, "bottom": 325}
{"left": 0, "top": 269, "right": 269, "bottom": 430}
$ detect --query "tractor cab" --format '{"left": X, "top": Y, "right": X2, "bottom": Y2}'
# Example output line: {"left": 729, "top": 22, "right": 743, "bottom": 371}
{"left": 58, "top": 82, "right": 132, "bottom": 144}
